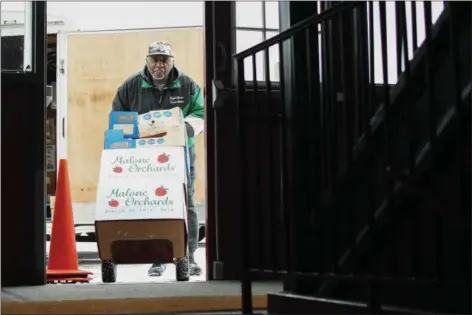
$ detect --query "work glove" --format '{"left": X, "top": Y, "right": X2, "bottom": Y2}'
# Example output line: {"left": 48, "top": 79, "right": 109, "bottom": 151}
{"left": 185, "top": 122, "right": 195, "bottom": 137}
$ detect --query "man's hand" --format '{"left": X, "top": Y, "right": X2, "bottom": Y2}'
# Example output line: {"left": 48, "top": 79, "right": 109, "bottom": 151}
{"left": 185, "top": 122, "right": 195, "bottom": 137}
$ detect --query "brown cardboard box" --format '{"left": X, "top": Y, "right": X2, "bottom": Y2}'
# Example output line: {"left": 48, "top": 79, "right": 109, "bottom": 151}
{"left": 46, "top": 171, "right": 56, "bottom": 195}
{"left": 95, "top": 182, "right": 188, "bottom": 263}
{"left": 46, "top": 117, "right": 56, "bottom": 145}
{"left": 95, "top": 220, "right": 187, "bottom": 263}
{"left": 46, "top": 145, "right": 56, "bottom": 172}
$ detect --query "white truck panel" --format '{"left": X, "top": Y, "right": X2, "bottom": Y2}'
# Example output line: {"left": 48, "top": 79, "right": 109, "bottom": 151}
{"left": 2, "top": 2, "right": 203, "bottom": 33}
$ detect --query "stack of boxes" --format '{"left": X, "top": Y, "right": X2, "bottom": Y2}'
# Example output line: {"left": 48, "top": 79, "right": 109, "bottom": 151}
{"left": 95, "top": 107, "right": 191, "bottom": 263}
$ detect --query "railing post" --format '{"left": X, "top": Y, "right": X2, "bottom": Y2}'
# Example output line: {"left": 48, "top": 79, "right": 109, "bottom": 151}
{"left": 235, "top": 59, "right": 253, "bottom": 314}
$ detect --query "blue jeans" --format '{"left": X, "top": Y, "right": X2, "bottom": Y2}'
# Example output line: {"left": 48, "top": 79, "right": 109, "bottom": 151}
{"left": 187, "top": 145, "right": 198, "bottom": 254}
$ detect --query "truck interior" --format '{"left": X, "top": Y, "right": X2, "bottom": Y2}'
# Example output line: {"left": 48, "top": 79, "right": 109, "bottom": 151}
{"left": 2, "top": 33, "right": 59, "bottom": 232}
{"left": 45, "top": 30, "right": 208, "bottom": 273}
{"left": 46, "top": 34, "right": 57, "bottom": 226}
{"left": 2, "top": 1, "right": 471, "bottom": 314}
{"left": 1, "top": 33, "right": 58, "bottom": 226}
{"left": 2, "top": 15, "right": 211, "bottom": 283}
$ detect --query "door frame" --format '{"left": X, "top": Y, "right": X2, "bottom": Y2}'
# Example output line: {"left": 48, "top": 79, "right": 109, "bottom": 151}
{"left": 204, "top": 1, "right": 289, "bottom": 281}
{"left": 56, "top": 31, "right": 69, "bottom": 165}
{"left": 203, "top": 1, "right": 236, "bottom": 280}
{"left": 1, "top": 1, "right": 48, "bottom": 286}
{"left": 53, "top": 4, "right": 237, "bottom": 279}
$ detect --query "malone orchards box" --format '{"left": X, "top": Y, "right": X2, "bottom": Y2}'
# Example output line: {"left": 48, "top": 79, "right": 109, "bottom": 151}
{"left": 95, "top": 178, "right": 187, "bottom": 221}
{"left": 95, "top": 145, "right": 189, "bottom": 262}
{"left": 95, "top": 176, "right": 188, "bottom": 261}
{"left": 98, "top": 147, "right": 187, "bottom": 183}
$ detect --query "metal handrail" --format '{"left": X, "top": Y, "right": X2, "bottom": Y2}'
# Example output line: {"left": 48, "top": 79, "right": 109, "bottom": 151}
{"left": 233, "top": 1, "right": 363, "bottom": 60}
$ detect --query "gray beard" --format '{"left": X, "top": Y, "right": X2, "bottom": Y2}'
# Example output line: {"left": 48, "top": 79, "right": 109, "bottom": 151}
{"left": 148, "top": 65, "right": 174, "bottom": 90}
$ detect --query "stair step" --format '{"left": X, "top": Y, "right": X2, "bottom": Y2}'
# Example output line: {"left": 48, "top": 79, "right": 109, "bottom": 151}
{"left": 268, "top": 293, "right": 451, "bottom": 315}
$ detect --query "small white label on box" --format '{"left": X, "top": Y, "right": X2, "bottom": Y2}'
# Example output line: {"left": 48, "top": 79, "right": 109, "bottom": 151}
{"left": 113, "top": 124, "right": 134, "bottom": 135}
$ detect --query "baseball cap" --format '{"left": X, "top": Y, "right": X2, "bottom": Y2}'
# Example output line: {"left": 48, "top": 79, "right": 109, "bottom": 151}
{"left": 147, "top": 41, "right": 174, "bottom": 57}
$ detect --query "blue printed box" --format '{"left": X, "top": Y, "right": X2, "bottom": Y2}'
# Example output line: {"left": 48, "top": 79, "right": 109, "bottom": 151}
{"left": 109, "top": 111, "right": 139, "bottom": 139}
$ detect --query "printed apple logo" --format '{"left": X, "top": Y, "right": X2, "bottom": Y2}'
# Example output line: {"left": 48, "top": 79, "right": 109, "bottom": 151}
{"left": 155, "top": 186, "right": 168, "bottom": 197}
{"left": 157, "top": 153, "right": 169, "bottom": 164}
{"left": 108, "top": 199, "right": 119, "bottom": 207}
{"left": 112, "top": 166, "right": 123, "bottom": 174}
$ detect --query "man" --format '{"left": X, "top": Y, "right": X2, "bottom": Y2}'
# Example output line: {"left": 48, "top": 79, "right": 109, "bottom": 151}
{"left": 112, "top": 41, "right": 204, "bottom": 277}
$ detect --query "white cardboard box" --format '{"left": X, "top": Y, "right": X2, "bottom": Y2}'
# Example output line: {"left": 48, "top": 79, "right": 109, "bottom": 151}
{"left": 95, "top": 177, "right": 187, "bottom": 221}
{"left": 98, "top": 147, "right": 187, "bottom": 183}
{"left": 138, "top": 107, "right": 185, "bottom": 138}
{"left": 136, "top": 128, "right": 186, "bottom": 147}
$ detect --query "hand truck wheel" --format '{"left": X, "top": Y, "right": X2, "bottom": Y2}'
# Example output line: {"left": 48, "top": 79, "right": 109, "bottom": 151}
{"left": 101, "top": 259, "right": 117, "bottom": 283}
{"left": 175, "top": 250, "right": 189, "bottom": 282}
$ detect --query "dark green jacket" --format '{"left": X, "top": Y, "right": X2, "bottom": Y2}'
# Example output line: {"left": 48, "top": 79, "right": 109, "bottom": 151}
{"left": 112, "top": 66, "right": 204, "bottom": 147}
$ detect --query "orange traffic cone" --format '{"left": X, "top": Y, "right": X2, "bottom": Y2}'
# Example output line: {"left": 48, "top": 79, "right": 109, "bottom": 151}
{"left": 47, "top": 159, "right": 92, "bottom": 283}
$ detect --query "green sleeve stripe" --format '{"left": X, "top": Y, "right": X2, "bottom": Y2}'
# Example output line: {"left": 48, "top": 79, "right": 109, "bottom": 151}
{"left": 183, "top": 86, "right": 204, "bottom": 119}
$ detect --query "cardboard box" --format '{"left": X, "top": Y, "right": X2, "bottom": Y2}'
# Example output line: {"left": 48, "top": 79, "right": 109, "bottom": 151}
{"left": 138, "top": 107, "right": 184, "bottom": 138}
{"left": 108, "top": 108, "right": 184, "bottom": 139}
{"left": 95, "top": 219, "right": 187, "bottom": 261}
{"left": 104, "top": 128, "right": 186, "bottom": 149}
{"left": 47, "top": 171, "right": 56, "bottom": 195}
{"left": 46, "top": 145, "right": 56, "bottom": 172}
{"left": 136, "top": 129, "right": 186, "bottom": 147}
{"left": 46, "top": 117, "right": 56, "bottom": 145}
{"left": 98, "top": 147, "right": 187, "bottom": 184}
{"left": 95, "top": 179, "right": 188, "bottom": 261}
{"left": 109, "top": 111, "right": 139, "bottom": 139}
{"left": 96, "top": 177, "right": 187, "bottom": 221}
{"left": 48, "top": 195, "right": 56, "bottom": 221}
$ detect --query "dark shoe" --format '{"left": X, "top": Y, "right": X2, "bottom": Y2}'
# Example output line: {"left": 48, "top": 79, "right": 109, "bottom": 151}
{"left": 189, "top": 253, "right": 202, "bottom": 276}
{"left": 148, "top": 263, "right": 166, "bottom": 277}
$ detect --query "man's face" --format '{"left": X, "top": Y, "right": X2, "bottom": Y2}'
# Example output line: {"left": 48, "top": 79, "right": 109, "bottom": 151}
{"left": 146, "top": 55, "right": 173, "bottom": 80}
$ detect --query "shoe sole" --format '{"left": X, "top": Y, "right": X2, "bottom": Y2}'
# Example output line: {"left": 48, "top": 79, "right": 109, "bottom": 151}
{"left": 189, "top": 270, "right": 202, "bottom": 276}
{"left": 148, "top": 272, "right": 164, "bottom": 277}
{"left": 149, "top": 272, "right": 200, "bottom": 277}
{"left": 148, "top": 266, "right": 201, "bottom": 277}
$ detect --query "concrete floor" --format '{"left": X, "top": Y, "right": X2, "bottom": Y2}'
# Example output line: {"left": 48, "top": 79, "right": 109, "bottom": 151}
{"left": 2, "top": 280, "right": 279, "bottom": 314}
{"left": 2, "top": 241, "right": 281, "bottom": 314}
{"left": 2, "top": 281, "right": 281, "bottom": 302}
{"left": 46, "top": 241, "right": 207, "bottom": 283}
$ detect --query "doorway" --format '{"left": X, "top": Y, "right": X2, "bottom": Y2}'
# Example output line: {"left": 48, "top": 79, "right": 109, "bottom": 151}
{"left": 48, "top": 26, "right": 208, "bottom": 283}
{"left": 1, "top": 0, "right": 281, "bottom": 285}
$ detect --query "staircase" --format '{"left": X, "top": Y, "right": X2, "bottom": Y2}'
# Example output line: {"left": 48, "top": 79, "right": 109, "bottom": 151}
{"left": 312, "top": 0, "right": 471, "bottom": 300}
{"left": 233, "top": 2, "right": 470, "bottom": 314}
